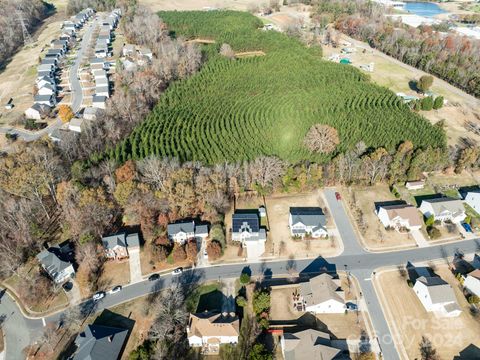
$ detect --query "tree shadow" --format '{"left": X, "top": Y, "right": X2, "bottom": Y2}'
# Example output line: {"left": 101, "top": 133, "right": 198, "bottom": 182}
{"left": 408, "top": 79, "right": 419, "bottom": 92}
{"left": 413, "top": 193, "right": 446, "bottom": 209}
{"left": 241, "top": 266, "right": 252, "bottom": 277}
{"left": 196, "top": 290, "right": 226, "bottom": 313}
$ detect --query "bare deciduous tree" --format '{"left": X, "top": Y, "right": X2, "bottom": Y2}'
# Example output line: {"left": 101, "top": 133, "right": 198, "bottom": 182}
{"left": 220, "top": 43, "right": 235, "bottom": 59}
{"left": 304, "top": 124, "right": 340, "bottom": 154}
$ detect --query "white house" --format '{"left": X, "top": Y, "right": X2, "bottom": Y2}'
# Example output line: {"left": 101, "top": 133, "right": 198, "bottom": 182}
{"left": 36, "top": 76, "right": 55, "bottom": 89}
{"left": 83, "top": 106, "right": 100, "bottom": 120}
{"left": 187, "top": 312, "right": 239, "bottom": 354}
{"left": 68, "top": 118, "right": 84, "bottom": 133}
{"left": 231, "top": 211, "right": 266, "bottom": 260}
{"left": 25, "top": 103, "right": 51, "bottom": 120}
{"left": 464, "top": 190, "right": 480, "bottom": 215}
{"left": 167, "top": 221, "right": 209, "bottom": 245}
{"left": 289, "top": 207, "right": 328, "bottom": 238}
{"left": 464, "top": 269, "right": 480, "bottom": 297}
{"left": 376, "top": 203, "right": 422, "bottom": 231}
{"left": 36, "top": 245, "right": 75, "bottom": 284}
{"left": 37, "top": 83, "right": 56, "bottom": 96}
{"left": 419, "top": 197, "right": 466, "bottom": 223}
{"left": 406, "top": 180, "right": 425, "bottom": 190}
{"left": 413, "top": 276, "right": 461, "bottom": 317}
{"left": 299, "top": 273, "right": 346, "bottom": 313}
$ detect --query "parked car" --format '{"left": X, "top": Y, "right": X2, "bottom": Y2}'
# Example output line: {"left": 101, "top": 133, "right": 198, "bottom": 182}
{"left": 148, "top": 273, "right": 160, "bottom": 281}
{"left": 203, "top": 250, "right": 208, "bottom": 259}
{"left": 172, "top": 267, "right": 183, "bottom": 276}
{"left": 92, "top": 291, "right": 106, "bottom": 301}
{"left": 335, "top": 192, "right": 341, "bottom": 201}
{"left": 110, "top": 285, "right": 122, "bottom": 294}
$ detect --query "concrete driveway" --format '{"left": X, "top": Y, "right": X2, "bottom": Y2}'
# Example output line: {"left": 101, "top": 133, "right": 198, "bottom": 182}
{"left": 410, "top": 229, "right": 429, "bottom": 248}
{"left": 128, "top": 248, "right": 142, "bottom": 284}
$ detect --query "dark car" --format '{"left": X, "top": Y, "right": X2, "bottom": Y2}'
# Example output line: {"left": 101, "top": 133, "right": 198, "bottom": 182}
{"left": 335, "top": 192, "right": 341, "bottom": 201}
{"left": 148, "top": 273, "right": 160, "bottom": 281}
{"left": 110, "top": 285, "right": 122, "bottom": 294}
{"left": 62, "top": 281, "right": 73, "bottom": 292}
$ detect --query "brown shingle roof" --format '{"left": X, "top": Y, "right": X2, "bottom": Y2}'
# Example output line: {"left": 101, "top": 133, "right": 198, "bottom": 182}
{"left": 300, "top": 273, "right": 345, "bottom": 307}
{"left": 383, "top": 204, "right": 423, "bottom": 227}
{"left": 188, "top": 312, "right": 239, "bottom": 338}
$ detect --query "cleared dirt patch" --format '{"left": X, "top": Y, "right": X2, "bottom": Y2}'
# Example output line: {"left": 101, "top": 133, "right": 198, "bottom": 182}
{"left": 341, "top": 185, "right": 418, "bottom": 250}
{"left": 186, "top": 38, "right": 216, "bottom": 44}
{"left": 375, "top": 265, "right": 480, "bottom": 360}
{"left": 140, "top": 0, "right": 255, "bottom": 11}
{"left": 99, "top": 260, "right": 131, "bottom": 289}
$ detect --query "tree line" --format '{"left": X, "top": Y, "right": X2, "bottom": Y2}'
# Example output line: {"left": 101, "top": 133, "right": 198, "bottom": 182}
{"left": 0, "top": 0, "right": 50, "bottom": 68}
{"left": 312, "top": 0, "right": 480, "bottom": 98}
{"left": 66, "top": 0, "right": 116, "bottom": 15}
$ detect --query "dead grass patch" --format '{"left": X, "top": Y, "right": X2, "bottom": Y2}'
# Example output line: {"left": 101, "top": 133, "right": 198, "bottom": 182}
{"left": 235, "top": 51, "right": 266, "bottom": 58}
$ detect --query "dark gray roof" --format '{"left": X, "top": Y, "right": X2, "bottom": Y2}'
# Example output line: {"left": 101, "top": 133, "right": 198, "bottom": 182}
{"left": 36, "top": 247, "right": 72, "bottom": 278}
{"left": 195, "top": 224, "right": 209, "bottom": 236}
{"left": 232, "top": 212, "right": 259, "bottom": 233}
{"left": 73, "top": 324, "right": 128, "bottom": 360}
{"left": 41, "top": 58, "right": 57, "bottom": 65}
{"left": 126, "top": 233, "right": 139, "bottom": 247}
{"left": 168, "top": 221, "right": 195, "bottom": 236}
{"left": 30, "top": 103, "right": 51, "bottom": 112}
{"left": 92, "top": 95, "right": 107, "bottom": 103}
{"left": 34, "top": 94, "right": 53, "bottom": 102}
{"left": 102, "top": 234, "right": 127, "bottom": 250}
{"left": 290, "top": 207, "right": 326, "bottom": 227}
{"left": 90, "top": 57, "right": 105, "bottom": 64}
{"left": 47, "top": 48, "right": 63, "bottom": 54}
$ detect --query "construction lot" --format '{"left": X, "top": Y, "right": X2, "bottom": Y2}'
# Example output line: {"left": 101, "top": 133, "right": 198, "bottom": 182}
{"left": 341, "top": 185, "right": 418, "bottom": 250}
{"left": 375, "top": 265, "right": 480, "bottom": 360}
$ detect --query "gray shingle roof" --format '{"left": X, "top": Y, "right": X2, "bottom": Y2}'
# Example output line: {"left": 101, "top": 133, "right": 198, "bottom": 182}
{"left": 283, "top": 329, "right": 343, "bottom": 360}
{"left": 73, "top": 324, "right": 128, "bottom": 360}
{"left": 168, "top": 221, "right": 195, "bottom": 236}
{"left": 36, "top": 247, "right": 72, "bottom": 278}
{"left": 290, "top": 207, "right": 326, "bottom": 227}
{"left": 102, "top": 234, "right": 126, "bottom": 250}
{"left": 423, "top": 197, "right": 465, "bottom": 215}
{"left": 417, "top": 276, "right": 457, "bottom": 304}
{"left": 126, "top": 233, "right": 139, "bottom": 247}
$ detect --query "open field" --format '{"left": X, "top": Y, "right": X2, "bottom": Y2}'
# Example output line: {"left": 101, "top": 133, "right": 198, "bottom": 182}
{"left": 0, "top": 1, "right": 69, "bottom": 126}
{"left": 140, "top": 0, "right": 255, "bottom": 11}
{"left": 341, "top": 185, "right": 417, "bottom": 250}
{"left": 322, "top": 34, "right": 480, "bottom": 148}
{"left": 265, "top": 190, "right": 341, "bottom": 259}
{"left": 99, "top": 260, "right": 131, "bottom": 289}
{"left": 375, "top": 265, "right": 480, "bottom": 360}
{"left": 104, "top": 10, "right": 444, "bottom": 165}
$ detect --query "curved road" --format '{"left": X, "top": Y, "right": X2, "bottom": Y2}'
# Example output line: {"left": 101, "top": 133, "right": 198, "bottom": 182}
{"left": 2, "top": 189, "right": 479, "bottom": 359}
{"left": 0, "top": 18, "right": 97, "bottom": 143}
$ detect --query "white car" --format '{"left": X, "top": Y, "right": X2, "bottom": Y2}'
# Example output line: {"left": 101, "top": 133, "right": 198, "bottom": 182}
{"left": 92, "top": 291, "right": 106, "bottom": 301}
{"left": 172, "top": 267, "right": 183, "bottom": 276}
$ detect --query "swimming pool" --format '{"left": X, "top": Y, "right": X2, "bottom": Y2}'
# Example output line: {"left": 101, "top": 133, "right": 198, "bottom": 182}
{"left": 404, "top": 2, "right": 447, "bottom": 17}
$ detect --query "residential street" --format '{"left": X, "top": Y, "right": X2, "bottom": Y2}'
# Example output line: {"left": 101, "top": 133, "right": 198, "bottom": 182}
{"left": 1, "top": 188, "right": 480, "bottom": 359}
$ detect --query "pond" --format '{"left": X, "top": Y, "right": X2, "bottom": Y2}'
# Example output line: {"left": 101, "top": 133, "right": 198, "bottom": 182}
{"left": 404, "top": 2, "right": 447, "bottom": 17}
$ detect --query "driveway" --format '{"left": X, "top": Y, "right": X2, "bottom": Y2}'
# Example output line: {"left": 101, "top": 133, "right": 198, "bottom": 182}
{"left": 128, "top": 248, "right": 142, "bottom": 284}
{"left": 410, "top": 229, "right": 429, "bottom": 248}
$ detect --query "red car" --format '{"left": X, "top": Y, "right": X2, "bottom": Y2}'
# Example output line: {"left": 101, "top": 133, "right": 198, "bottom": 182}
{"left": 335, "top": 192, "right": 341, "bottom": 201}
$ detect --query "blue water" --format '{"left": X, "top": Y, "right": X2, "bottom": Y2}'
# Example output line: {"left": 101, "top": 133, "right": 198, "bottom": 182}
{"left": 404, "top": 2, "right": 447, "bottom": 17}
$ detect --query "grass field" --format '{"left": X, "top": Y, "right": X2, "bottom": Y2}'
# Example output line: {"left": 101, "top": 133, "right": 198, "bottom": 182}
{"left": 103, "top": 11, "right": 445, "bottom": 165}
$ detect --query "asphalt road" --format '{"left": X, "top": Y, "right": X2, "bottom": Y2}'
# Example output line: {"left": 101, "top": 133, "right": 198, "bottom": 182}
{"left": 2, "top": 190, "right": 480, "bottom": 359}
{"left": 0, "top": 18, "right": 96, "bottom": 144}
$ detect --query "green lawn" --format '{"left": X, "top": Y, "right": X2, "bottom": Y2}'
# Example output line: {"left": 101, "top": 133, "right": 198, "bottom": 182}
{"left": 100, "top": 10, "right": 445, "bottom": 165}
{"left": 185, "top": 282, "right": 222, "bottom": 313}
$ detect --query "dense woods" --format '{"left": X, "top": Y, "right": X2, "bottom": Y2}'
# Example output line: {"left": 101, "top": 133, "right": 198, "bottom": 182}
{"left": 312, "top": 0, "right": 480, "bottom": 97}
{"left": 0, "top": 0, "right": 50, "bottom": 68}
{"left": 98, "top": 10, "right": 445, "bottom": 165}
{"left": 66, "top": 0, "right": 116, "bottom": 15}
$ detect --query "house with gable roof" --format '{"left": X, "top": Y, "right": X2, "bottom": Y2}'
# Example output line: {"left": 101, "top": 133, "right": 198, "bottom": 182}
{"left": 73, "top": 324, "right": 129, "bottom": 360}
{"left": 231, "top": 210, "right": 266, "bottom": 260}
{"left": 102, "top": 233, "right": 140, "bottom": 260}
{"left": 281, "top": 329, "right": 345, "bottom": 360}
{"left": 419, "top": 197, "right": 466, "bottom": 223}
{"left": 299, "top": 273, "right": 346, "bottom": 313}
{"left": 167, "top": 221, "right": 208, "bottom": 245}
{"left": 36, "top": 242, "right": 75, "bottom": 284}
{"left": 376, "top": 203, "right": 422, "bottom": 231}
{"left": 289, "top": 207, "right": 327, "bottom": 238}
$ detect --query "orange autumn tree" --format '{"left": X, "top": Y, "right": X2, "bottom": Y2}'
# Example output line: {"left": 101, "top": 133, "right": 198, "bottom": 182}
{"left": 58, "top": 105, "right": 74, "bottom": 123}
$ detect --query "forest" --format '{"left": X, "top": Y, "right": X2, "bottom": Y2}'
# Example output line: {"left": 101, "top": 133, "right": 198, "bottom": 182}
{"left": 100, "top": 10, "right": 446, "bottom": 165}
{"left": 312, "top": 0, "right": 480, "bottom": 98}
{"left": 0, "top": 0, "right": 51, "bottom": 68}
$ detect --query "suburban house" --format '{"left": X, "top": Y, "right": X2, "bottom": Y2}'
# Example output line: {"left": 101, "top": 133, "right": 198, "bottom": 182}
{"left": 38, "top": 63, "right": 56, "bottom": 75}
{"left": 299, "top": 273, "right": 346, "bottom": 313}
{"left": 187, "top": 312, "right": 239, "bottom": 354}
{"left": 47, "top": 48, "right": 65, "bottom": 57}
{"left": 406, "top": 180, "right": 425, "bottom": 190}
{"left": 69, "top": 118, "right": 85, "bottom": 133}
{"left": 102, "top": 233, "right": 140, "bottom": 260}
{"left": 463, "top": 190, "right": 480, "bottom": 214}
{"left": 281, "top": 329, "right": 344, "bottom": 360}
{"left": 36, "top": 243, "right": 75, "bottom": 284}
{"left": 231, "top": 211, "right": 266, "bottom": 259}
{"left": 96, "top": 77, "right": 109, "bottom": 87}
{"left": 90, "top": 58, "right": 106, "bottom": 70}
{"left": 464, "top": 269, "right": 480, "bottom": 297}
{"left": 37, "top": 82, "right": 56, "bottom": 96}
{"left": 289, "top": 207, "right": 328, "bottom": 238}
{"left": 92, "top": 69, "right": 107, "bottom": 80}
{"left": 408, "top": 264, "right": 461, "bottom": 317}
{"left": 419, "top": 197, "right": 466, "bottom": 223}
{"left": 34, "top": 94, "right": 56, "bottom": 107}
{"left": 73, "top": 324, "right": 129, "bottom": 360}
{"left": 25, "top": 103, "right": 51, "bottom": 120}
{"left": 83, "top": 106, "right": 101, "bottom": 120}
{"left": 95, "top": 85, "right": 110, "bottom": 98}
{"left": 92, "top": 95, "right": 107, "bottom": 109}
{"left": 376, "top": 203, "right": 422, "bottom": 231}
{"left": 36, "top": 75, "right": 55, "bottom": 88}
{"left": 41, "top": 58, "right": 58, "bottom": 66}
{"left": 167, "top": 221, "right": 209, "bottom": 244}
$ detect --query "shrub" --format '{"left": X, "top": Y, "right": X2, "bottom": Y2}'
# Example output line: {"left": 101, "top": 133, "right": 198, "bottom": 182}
{"left": 427, "top": 226, "right": 441, "bottom": 239}
{"left": 417, "top": 75, "right": 433, "bottom": 93}
{"left": 425, "top": 215, "right": 435, "bottom": 227}
{"left": 407, "top": 279, "right": 413, "bottom": 287}
{"left": 253, "top": 289, "right": 270, "bottom": 315}
{"left": 172, "top": 244, "right": 187, "bottom": 262}
{"left": 240, "top": 272, "right": 251, "bottom": 285}
{"left": 207, "top": 240, "right": 222, "bottom": 260}
{"left": 433, "top": 96, "right": 444, "bottom": 109}
{"left": 211, "top": 224, "right": 226, "bottom": 248}
{"left": 186, "top": 240, "right": 198, "bottom": 261}
{"left": 468, "top": 295, "right": 479, "bottom": 304}
{"left": 464, "top": 215, "right": 471, "bottom": 225}
{"left": 421, "top": 96, "right": 434, "bottom": 111}
{"left": 236, "top": 295, "right": 247, "bottom": 307}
